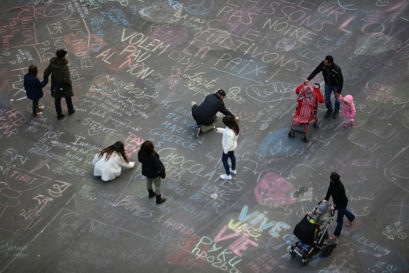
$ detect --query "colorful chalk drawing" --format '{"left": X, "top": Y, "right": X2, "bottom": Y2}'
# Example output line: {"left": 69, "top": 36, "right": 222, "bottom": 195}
{"left": 254, "top": 171, "right": 295, "bottom": 206}
{"left": 184, "top": 0, "right": 214, "bottom": 16}
{"left": 255, "top": 128, "right": 305, "bottom": 158}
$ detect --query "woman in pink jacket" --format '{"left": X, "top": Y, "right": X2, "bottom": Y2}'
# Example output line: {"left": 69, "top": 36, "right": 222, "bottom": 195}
{"left": 337, "top": 94, "right": 356, "bottom": 128}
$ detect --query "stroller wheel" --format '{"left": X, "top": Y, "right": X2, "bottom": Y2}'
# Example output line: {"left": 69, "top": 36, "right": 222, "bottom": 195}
{"left": 321, "top": 244, "right": 335, "bottom": 257}
{"left": 288, "top": 246, "right": 296, "bottom": 257}
{"left": 301, "top": 258, "right": 309, "bottom": 265}
{"left": 288, "top": 130, "right": 294, "bottom": 138}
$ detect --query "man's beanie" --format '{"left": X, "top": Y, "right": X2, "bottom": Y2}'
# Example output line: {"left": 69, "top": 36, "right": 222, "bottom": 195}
{"left": 217, "top": 89, "right": 226, "bottom": 97}
{"left": 330, "top": 172, "right": 340, "bottom": 183}
{"left": 56, "top": 49, "right": 67, "bottom": 59}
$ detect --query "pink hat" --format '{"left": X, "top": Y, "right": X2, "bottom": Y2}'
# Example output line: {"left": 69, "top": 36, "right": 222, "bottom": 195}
{"left": 343, "top": 95, "right": 354, "bottom": 104}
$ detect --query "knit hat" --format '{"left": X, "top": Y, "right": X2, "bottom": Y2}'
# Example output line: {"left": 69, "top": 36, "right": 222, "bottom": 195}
{"left": 318, "top": 203, "right": 328, "bottom": 214}
{"left": 56, "top": 49, "right": 67, "bottom": 59}
{"left": 330, "top": 172, "right": 340, "bottom": 183}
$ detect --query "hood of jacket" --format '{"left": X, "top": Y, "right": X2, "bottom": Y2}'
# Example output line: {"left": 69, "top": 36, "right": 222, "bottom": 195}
{"left": 343, "top": 95, "right": 354, "bottom": 104}
{"left": 50, "top": 57, "right": 68, "bottom": 66}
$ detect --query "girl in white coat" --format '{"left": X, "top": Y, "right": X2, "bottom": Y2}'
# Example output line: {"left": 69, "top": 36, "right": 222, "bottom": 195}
{"left": 92, "top": 141, "right": 135, "bottom": 182}
{"left": 215, "top": 115, "right": 239, "bottom": 180}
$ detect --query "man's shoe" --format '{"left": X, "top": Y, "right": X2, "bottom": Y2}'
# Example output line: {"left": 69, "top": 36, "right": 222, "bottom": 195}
{"left": 57, "top": 114, "right": 66, "bottom": 120}
{"left": 220, "top": 174, "right": 232, "bottom": 180}
{"left": 324, "top": 109, "right": 333, "bottom": 118}
{"left": 156, "top": 195, "right": 166, "bottom": 204}
{"left": 148, "top": 190, "right": 156, "bottom": 199}
{"left": 68, "top": 110, "right": 75, "bottom": 115}
{"left": 194, "top": 127, "right": 201, "bottom": 138}
{"left": 229, "top": 168, "right": 237, "bottom": 175}
{"left": 333, "top": 110, "right": 339, "bottom": 119}
{"left": 38, "top": 105, "right": 45, "bottom": 110}
{"left": 346, "top": 220, "right": 353, "bottom": 227}
{"left": 330, "top": 235, "right": 338, "bottom": 240}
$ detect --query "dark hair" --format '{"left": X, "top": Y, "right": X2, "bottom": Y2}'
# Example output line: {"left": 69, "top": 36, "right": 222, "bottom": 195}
{"left": 325, "top": 55, "right": 333, "bottom": 64}
{"left": 330, "top": 172, "right": 340, "bottom": 183}
{"left": 56, "top": 49, "right": 67, "bottom": 59}
{"left": 216, "top": 89, "right": 226, "bottom": 97}
{"left": 223, "top": 115, "right": 239, "bottom": 135}
{"left": 28, "top": 64, "right": 38, "bottom": 75}
{"left": 98, "top": 141, "right": 129, "bottom": 163}
{"left": 138, "top": 140, "right": 155, "bottom": 157}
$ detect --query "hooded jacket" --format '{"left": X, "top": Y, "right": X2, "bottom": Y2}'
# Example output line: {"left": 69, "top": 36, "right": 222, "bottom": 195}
{"left": 339, "top": 94, "right": 356, "bottom": 119}
{"left": 24, "top": 74, "right": 47, "bottom": 100}
{"left": 43, "top": 57, "right": 73, "bottom": 98}
{"left": 307, "top": 61, "right": 343, "bottom": 93}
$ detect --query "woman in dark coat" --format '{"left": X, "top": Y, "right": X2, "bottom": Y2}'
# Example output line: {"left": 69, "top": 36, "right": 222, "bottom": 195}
{"left": 24, "top": 65, "right": 47, "bottom": 117}
{"left": 138, "top": 141, "right": 166, "bottom": 204}
{"left": 323, "top": 172, "right": 355, "bottom": 240}
{"left": 43, "top": 49, "right": 75, "bottom": 120}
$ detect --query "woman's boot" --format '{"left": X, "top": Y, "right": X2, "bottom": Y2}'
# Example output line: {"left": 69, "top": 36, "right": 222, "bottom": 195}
{"left": 156, "top": 195, "right": 166, "bottom": 204}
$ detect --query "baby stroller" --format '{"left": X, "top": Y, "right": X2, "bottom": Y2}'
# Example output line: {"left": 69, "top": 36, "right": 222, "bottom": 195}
{"left": 288, "top": 83, "right": 324, "bottom": 141}
{"left": 288, "top": 202, "right": 337, "bottom": 265}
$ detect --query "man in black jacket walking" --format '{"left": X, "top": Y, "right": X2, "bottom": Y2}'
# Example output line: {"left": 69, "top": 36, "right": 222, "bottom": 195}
{"left": 305, "top": 55, "right": 343, "bottom": 119}
{"left": 322, "top": 172, "right": 355, "bottom": 240}
{"left": 191, "top": 89, "right": 238, "bottom": 137}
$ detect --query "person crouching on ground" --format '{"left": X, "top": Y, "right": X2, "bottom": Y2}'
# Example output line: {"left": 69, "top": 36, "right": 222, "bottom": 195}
{"left": 191, "top": 89, "right": 239, "bottom": 138}
{"left": 92, "top": 141, "right": 135, "bottom": 182}
{"left": 215, "top": 115, "right": 239, "bottom": 180}
{"left": 138, "top": 141, "right": 167, "bottom": 204}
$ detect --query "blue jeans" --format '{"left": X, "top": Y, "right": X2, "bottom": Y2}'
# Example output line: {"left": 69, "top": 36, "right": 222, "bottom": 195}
{"left": 55, "top": 96, "right": 74, "bottom": 117}
{"left": 325, "top": 84, "right": 340, "bottom": 111}
{"left": 334, "top": 206, "right": 355, "bottom": 236}
{"left": 222, "top": 151, "right": 236, "bottom": 175}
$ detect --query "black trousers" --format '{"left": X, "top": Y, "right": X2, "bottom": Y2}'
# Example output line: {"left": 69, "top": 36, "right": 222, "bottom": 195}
{"left": 32, "top": 99, "right": 39, "bottom": 115}
{"left": 55, "top": 96, "right": 74, "bottom": 117}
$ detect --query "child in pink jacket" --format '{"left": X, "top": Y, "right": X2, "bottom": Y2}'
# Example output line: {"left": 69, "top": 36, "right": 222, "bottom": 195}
{"left": 337, "top": 94, "right": 356, "bottom": 128}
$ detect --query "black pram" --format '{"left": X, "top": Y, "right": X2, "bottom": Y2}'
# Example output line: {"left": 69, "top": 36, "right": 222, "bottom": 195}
{"left": 289, "top": 202, "right": 337, "bottom": 265}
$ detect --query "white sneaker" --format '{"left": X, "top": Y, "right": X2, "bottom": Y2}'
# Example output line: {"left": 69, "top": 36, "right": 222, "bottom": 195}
{"left": 220, "top": 174, "right": 232, "bottom": 180}
{"left": 230, "top": 168, "right": 237, "bottom": 175}
{"left": 33, "top": 111, "right": 43, "bottom": 118}
{"left": 38, "top": 105, "right": 45, "bottom": 110}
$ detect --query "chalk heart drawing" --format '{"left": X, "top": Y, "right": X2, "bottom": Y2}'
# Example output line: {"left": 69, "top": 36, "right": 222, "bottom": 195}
{"left": 254, "top": 171, "right": 295, "bottom": 206}
{"left": 384, "top": 146, "right": 409, "bottom": 193}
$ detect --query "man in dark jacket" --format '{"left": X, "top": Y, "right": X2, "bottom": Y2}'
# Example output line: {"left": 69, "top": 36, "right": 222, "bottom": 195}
{"left": 44, "top": 49, "right": 75, "bottom": 120}
{"left": 24, "top": 65, "right": 47, "bottom": 118}
{"left": 322, "top": 172, "right": 355, "bottom": 240}
{"left": 305, "top": 55, "right": 343, "bottom": 119}
{"left": 191, "top": 89, "right": 237, "bottom": 137}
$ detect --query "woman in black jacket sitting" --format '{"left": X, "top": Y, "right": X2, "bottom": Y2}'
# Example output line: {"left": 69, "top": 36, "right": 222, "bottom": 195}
{"left": 138, "top": 141, "right": 166, "bottom": 204}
